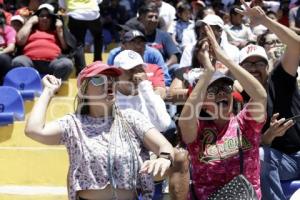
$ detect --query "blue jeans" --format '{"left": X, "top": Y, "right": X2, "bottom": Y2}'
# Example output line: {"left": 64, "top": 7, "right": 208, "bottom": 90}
{"left": 260, "top": 146, "right": 300, "bottom": 200}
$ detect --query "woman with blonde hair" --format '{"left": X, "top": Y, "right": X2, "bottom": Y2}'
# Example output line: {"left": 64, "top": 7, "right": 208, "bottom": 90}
{"left": 25, "top": 61, "right": 174, "bottom": 200}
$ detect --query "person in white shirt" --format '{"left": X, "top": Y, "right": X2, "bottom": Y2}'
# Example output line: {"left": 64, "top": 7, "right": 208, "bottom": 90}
{"left": 147, "top": 0, "right": 176, "bottom": 34}
{"left": 114, "top": 49, "right": 173, "bottom": 133}
{"left": 58, "top": 0, "right": 103, "bottom": 74}
{"left": 180, "top": 14, "right": 240, "bottom": 74}
{"left": 224, "top": 6, "right": 256, "bottom": 49}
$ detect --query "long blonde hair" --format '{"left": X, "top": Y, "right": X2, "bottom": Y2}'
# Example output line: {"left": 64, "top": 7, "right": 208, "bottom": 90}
{"left": 74, "top": 79, "right": 90, "bottom": 115}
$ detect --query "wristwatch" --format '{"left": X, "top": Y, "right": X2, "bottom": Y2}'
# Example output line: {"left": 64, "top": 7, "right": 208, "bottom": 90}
{"left": 159, "top": 152, "right": 173, "bottom": 167}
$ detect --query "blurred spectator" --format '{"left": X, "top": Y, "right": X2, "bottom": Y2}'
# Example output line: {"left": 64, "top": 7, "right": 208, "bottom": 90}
{"left": 191, "top": 0, "right": 206, "bottom": 19}
{"left": 107, "top": 30, "right": 168, "bottom": 97}
{"left": 277, "top": 0, "right": 290, "bottom": 27}
{"left": 114, "top": 49, "right": 173, "bottom": 133}
{"left": 107, "top": 29, "right": 171, "bottom": 86}
{"left": 289, "top": 0, "right": 300, "bottom": 34}
{"left": 181, "top": 6, "right": 215, "bottom": 49}
{"left": 257, "top": 30, "right": 285, "bottom": 70}
{"left": 178, "top": 25, "right": 266, "bottom": 200}
{"left": 172, "top": 1, "right": 192, "bottom": 50}
{"left": 235, "top": 4, "right": 300, "bottom": 200}
{"left": 224, "top": 6, "right": 256, "bottom": 49}
{"left": 58, "top": 0, "right": 103, "bottom": 75}
{"left": 136, "top": 3, "right": 181, "bottom": 78}
{"left": 146, "top": 0, "right": 176, "bottom": 33}
{"left": 12, "top": 4, "right": 73, "bottom": 80}
{"left": 101, "top": 0, "right": 129, "bottom": 42}
{"left": 0, "top": 9, "right": 16, "bottom": 83}
{"left": 10, "top": 15, "right": 25, "bottom": 32}
{"left": 180, "top": 14, "right": 240, "bottom": 74}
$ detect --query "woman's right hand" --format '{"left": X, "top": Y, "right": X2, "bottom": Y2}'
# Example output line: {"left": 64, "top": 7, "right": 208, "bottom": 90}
{"left": 197, "top": 39, "right": 215, "bottom": 72}
{"left": 42, "top": 75, "right": 62, "bottom": 96}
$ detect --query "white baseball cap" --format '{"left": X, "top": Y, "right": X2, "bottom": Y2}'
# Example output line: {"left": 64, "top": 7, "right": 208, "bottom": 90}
{"left": 11, "top": 15, "right": 24, "bottom": 24}
{"left": 200, "top": 14, "right": 224, "bottom": 29}
{"left": 114, "top": 50, "right": 145, "bottom": 70}
{"left": 239, "top": 44, "right": 268, "bottom": 64}
{"left": 36, "top": 3, "right": 55, "bottom": 15}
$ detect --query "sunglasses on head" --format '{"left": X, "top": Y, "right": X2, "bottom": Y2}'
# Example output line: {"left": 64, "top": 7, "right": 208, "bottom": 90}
{"left": 90, "top": 75, "right": 114, "bottom": 86}
{"left": 207, "top": 84, "right": 233, "bottom": 95}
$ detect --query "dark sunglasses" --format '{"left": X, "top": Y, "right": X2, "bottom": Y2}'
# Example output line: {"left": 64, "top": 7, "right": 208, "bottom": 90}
{"left": 90, "top": 75, "right": 114, "bottom": 86}
{"left": 241, "top": 60, "right": 268, "bottom": 68}
{"left": 264, "top": 39, "right": 281, "bottom": 46}
{"left": 207, "top": 85, "right": 233, "bottom": 95}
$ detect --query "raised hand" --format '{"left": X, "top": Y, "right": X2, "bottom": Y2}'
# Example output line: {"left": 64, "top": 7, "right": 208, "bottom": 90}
{"left": 140, "top": 157, "right": 171, "bottom": 177}
{"left": 196, "top": 38, "right": 215, "bottom": 72}
{"left": 55, "top": 18, "right": 63, "bottom": 32}
{"left": 42, "top": 75, "right": 62, "bottom": 96}
{"left": 204, "top": 25, "right": 225, "bottom": 62}
{"left": 27, "top": 15, "right": 39, "bottom": 25}
{"left": 235, "top": 0, "right": 266, "bottom": 27}
{"left": 262, "top": 113, "right": 294, "bottom": 145}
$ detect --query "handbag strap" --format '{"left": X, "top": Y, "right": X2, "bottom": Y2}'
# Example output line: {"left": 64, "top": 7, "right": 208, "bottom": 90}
{"left": 236, "top": 125, "right": 244, "bottom": 174}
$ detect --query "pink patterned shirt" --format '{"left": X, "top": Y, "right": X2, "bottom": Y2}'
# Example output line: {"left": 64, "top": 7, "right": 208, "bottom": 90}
{"left": 188, "top": 105, "right": 265, "bottom": 200}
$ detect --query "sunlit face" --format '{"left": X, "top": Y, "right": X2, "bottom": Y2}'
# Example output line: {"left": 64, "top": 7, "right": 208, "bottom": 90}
{"left": 85, "top": 75, "right": 117, "bottom": 105}
{"left": 241, "top": 56, "right": 268, "bottom": 86}
{"left": 263, "top": 33, "right": 283, "bottom": 55}
{"left": 38, "top": 9, "right": 52, "bottom": 31}
{"left": 179, "top": 9, "right": 191, "bottom": 22}
{"left": 203, "top": 80, "right": 233, "bottom": 120}
{"left": 140, "top": 11, "right": 159, "bottom": 32}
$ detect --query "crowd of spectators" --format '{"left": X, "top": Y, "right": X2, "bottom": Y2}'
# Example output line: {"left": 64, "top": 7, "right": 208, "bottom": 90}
{"left": 1, "top": 0, "right": 300, "bottom": 200}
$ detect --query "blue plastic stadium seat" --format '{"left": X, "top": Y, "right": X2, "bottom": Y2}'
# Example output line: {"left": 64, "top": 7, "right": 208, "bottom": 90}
{"left": 0, "top": 86, "right": 25, "bottom": 126}
{"left": 281, "top": 180, "right": 300, "bottom": 199}
{"left": 3, "top": 67, "right": 42, "bottom": 101}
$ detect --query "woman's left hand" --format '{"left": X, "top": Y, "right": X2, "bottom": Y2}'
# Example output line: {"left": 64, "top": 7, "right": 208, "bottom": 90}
{"left": 140, "top": 158, "right": 171, "bottom": 177}
{"left": 205, "top": 25, "right": 224, "bottom": 61}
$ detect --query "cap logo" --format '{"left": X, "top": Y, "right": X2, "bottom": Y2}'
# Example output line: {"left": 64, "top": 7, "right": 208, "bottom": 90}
{"left": 246, "top": 45, "right": 257, "bottom": 54}
{"left": 132, "top": 30, "right": 141, "bottom": 37}
{"left": 128, "top": 51, "right": 137, "bottom": 59}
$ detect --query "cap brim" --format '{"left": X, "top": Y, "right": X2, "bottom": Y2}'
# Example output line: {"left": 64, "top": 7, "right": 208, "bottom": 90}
{"left": 34, "top": 9, "right": 57, "bottom": 17}
{"left": 116, "top": 24, "right": 131, "bottom": 32}
{"left": 78, "top": 67, "right": 122, "bottom": 87}
{"left": 240, "top": 54, "right": 268, "bottom": 64}
{"left": 209, "top": 76, "right": 234, "bottom": 86}
{"left": 200, "top": 20, "right": 223, "bottom": 29}
{"left": 118, "top": 63, "right": 146, "bottom": 70}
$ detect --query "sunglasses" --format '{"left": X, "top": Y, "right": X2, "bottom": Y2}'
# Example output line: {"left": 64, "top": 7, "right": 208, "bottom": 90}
{"left": 90, "top": 75, "right": 114, "bottom": 86}
{"left": 207, "top": 85, "right": 233, "bottom": 95}
{"left": 264, "top": 39, "right": 281, "bottom": 46}
{"left": 241, "top": 60, "right": 268, "bottom": 68}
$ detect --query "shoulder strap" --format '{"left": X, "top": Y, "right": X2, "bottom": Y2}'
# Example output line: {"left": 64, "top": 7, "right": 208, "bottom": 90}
{"left": 237, "top": 125, "right": 244, "bottom": 174}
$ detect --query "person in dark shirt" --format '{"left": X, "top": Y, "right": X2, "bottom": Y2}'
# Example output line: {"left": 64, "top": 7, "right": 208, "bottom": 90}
{"left": 237, "top": 2, "right": 300, "bottom": 200}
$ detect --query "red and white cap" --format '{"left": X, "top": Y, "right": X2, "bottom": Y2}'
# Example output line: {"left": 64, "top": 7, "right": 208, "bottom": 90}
{"left": 239, "top": 44, "right": 268, "bottom": 64}
{"left": 77, "top": 61, "right": 122, "bottom": 87}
